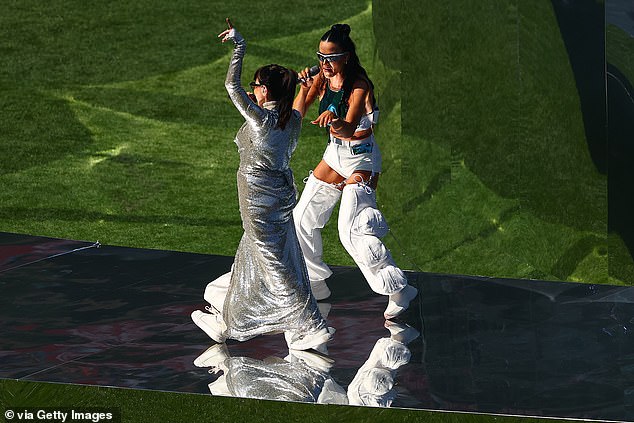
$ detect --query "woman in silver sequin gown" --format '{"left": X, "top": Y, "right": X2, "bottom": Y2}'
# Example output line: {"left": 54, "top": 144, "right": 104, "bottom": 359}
{"left": 191, "top": 20, "right": 332, "bottom": 351}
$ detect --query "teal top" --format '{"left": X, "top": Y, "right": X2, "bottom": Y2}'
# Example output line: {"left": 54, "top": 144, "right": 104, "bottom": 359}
{"left": 319, "top": 83, "right": 347, "bottom": 117}
{"left": 318, "top": 80, "right": 379, "bottom": 135}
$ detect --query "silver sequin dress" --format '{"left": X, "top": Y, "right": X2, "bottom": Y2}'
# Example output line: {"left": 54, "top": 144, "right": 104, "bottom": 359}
{"left": 221, "top": 30, "right": 326, "bottom": 341}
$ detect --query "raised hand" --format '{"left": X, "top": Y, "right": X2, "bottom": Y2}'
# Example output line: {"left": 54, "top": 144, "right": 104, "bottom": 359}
{"left": 218, "top": 18, "right": 236, "bottom": 43}
{"left": 298, "top": 66, "right": 315, "bottom": 89}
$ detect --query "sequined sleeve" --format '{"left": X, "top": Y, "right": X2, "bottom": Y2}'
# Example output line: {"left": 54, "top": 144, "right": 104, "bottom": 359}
{"left": 224, "top": 29, "right": 267, "bottom": 127}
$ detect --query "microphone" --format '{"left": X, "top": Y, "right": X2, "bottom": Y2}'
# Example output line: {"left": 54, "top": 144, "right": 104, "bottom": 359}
{"left": 298, "top": 65, "right": 320, "bottom": 84}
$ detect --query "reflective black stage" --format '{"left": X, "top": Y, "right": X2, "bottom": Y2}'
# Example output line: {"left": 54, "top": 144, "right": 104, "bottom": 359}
{"left": 1, "top": 232, "right": 632, "bottom": 422}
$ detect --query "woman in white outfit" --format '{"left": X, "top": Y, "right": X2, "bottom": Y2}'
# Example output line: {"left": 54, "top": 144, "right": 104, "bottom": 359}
{"left": 293, "top": 24, "right": 417, "bottom": 319}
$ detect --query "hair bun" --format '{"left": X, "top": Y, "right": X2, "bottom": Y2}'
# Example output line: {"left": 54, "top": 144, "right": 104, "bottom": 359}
{"left": 331, "top": 23, "right": 351, "bottom": 37}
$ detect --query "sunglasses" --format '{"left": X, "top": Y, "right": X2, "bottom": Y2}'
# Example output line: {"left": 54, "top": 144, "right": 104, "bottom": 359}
{"left": 316, "top": 51, "right": 347, "bottom": 63}
{"left": 249, "top": 81, "right": 265, "bottom": 89}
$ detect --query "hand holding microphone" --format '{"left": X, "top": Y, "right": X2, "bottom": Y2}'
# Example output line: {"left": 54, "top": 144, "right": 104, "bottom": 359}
{"left": 298, "top": 65, "right": 320, "bottom": 87}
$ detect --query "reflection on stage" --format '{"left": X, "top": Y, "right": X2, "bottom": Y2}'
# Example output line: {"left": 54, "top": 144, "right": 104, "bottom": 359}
{"left": 193, "top": 321, "right": 418, "bottom": 408}
{"left": 0, "top": 232, "right": 632, "bottom": 422}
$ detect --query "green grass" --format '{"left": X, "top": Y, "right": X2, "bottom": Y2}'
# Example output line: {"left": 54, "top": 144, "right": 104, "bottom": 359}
{"left": 372, "top": 0, "right": 625, "bottom": 284}
{"left": 0, "top": 0, "right": 628, "bottom": 284}
{"left": 0, "top": 380, "right": 586, "bottom": 423}
{"left": 1, "top": 0, "right": 632, "bottom": 421}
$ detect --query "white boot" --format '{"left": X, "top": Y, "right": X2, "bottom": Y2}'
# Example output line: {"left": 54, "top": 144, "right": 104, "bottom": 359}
{"left": 310, "top": 279, "right": 331, "bottom": 301}
{"left": 293, "top": 173, "right": 341, "bottom": 299}
{"left": 338, "top": 183, "right": 408, "bottom": 296}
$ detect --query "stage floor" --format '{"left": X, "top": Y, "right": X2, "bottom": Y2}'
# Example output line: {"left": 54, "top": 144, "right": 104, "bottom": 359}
{"left": 0, "top": 231, "right": 632, "bottom": 422}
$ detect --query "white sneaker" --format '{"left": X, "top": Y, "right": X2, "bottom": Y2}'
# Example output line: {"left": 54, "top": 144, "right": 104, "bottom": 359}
{"left": 191, "top": 310, "right": 227, "bottom": 343}
{"left": 193, "top": 344, "right": 230, "bottom": 368}
{"left": 287, "top": 326, "right": 334, "bottom": 351}
{"left": 384, "top": 285, "right": 418, "bottom": 320}
{"left": 287, "top": 328, "right": 330, "bottom": 354}
{"left": 310, "top": 279, "right": 331, "bottom": 301}
{"left": 208, "top": 374, "right": 231, "bottom": 396}
{"left": 317, "top": 378, "right": 349, "bottom": 405}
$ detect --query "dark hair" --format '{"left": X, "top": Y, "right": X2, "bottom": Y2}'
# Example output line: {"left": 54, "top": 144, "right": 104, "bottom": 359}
{"left": 320, "top": 24, "right": 375, "bottom": 109}
{"left": 254, "top": 64, "right": 298, "bottom": 130}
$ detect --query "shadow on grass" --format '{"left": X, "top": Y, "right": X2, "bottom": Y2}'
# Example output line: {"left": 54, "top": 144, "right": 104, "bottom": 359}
{"left": 402, "top": 168, "right": 451, "bottom": 213}
{"left": 416, "top": 204, "right": 524, "bottom": 269}
{"left": 246, "top": 44, "right": 321, "bottom": 71}
{"left": 89, "top": 152, "right": 194, "bottom": 168}
{"left": 0, "top": 207, "right": 241, "bottom": 228}
{"left": 550, "top": 235, "right": 607, "bottom": 280}
{"left": 607, "top": 63, "right": 634, "bottom": 266}
{"left": 0, "top": 89, "right": 93, "bottom": 176}
{"left": 3, "top": 1, "right": 369, "bottom": 88}
{"left": 73, "top": 87, "right": 237, "bottom": 128}
{"left": 551, "top": 0, "right": 607, "bottom": 174}
{"left": 373, "top": 70, "right": 401, "bottom": 124}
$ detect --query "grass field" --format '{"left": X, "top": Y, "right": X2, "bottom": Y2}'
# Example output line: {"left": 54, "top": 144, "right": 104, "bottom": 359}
{"left": 376, "top": 1, "right": 620, "bottom": 285}
{"left": 0, "top": 0, "right": 629, "bottom": 284}
{"left": 1, "top": 0, "right": 631, "bottom": 421}
{"left": 0, "top": 379, "right": 588, "bottom": 423}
